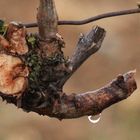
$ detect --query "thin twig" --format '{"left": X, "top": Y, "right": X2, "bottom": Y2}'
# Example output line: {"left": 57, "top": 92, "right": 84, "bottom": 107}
{"left": 24, "top": 8, "right": 140, "bottom": 28}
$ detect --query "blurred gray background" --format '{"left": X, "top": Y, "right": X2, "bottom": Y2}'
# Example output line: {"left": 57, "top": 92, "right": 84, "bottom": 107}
{"left": 0, "top": 0, "right": 140, "bottom": 140}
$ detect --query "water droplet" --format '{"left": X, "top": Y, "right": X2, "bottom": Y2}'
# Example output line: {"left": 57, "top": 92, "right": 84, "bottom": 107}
{"left": 88, "top": 113, "right": 101, "bottom": 124}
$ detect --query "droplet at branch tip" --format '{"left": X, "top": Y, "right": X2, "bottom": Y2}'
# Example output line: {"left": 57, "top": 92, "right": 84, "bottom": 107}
{"left": 88, "top": 113, "right": 101, "bottom": 124}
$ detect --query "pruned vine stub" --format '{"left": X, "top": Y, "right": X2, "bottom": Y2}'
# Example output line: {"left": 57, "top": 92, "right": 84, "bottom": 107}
{"left": 0, "top": 0, "right": 138, "bottom": 120}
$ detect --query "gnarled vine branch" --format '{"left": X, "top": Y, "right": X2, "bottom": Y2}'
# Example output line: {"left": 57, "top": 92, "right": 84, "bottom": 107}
{"left": 0, "top": 0, "right": 138, "bottom": 120}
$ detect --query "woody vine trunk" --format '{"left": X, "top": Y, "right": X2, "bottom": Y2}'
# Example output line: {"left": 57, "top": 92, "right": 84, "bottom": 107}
{"left": 0, "top": 0, "right": 137, "bottom": 120}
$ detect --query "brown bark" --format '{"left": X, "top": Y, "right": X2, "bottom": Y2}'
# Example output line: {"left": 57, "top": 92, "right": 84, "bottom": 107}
{"left": 37, "top": 0, "right": 58, "bottom": 40}
{"left": 0, "top": 0, "right": 138, "bottom": 120}
{"left": 25, "top": 71, "right": 137, "bottom": 119}
{"left": 0, "top": 71, "right": 136, "bottom": 120}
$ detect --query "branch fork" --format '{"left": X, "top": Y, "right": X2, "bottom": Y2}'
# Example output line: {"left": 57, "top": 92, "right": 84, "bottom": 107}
{"left": 0, "top": 0, "right": 138, "bottom": 120}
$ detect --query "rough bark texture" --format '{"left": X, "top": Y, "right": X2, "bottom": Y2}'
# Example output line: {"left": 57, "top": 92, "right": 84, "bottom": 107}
{"left": 0, "top": 0, "right": 137, "bottom": 120}
{"left": 58, "top": 26, "right": 106, "bottom": 87}
{"left": 37, "top": 0, "right": 58, "bottom": 40}
{"left": 23, "top": 71, "right": 137, "bottom": 119}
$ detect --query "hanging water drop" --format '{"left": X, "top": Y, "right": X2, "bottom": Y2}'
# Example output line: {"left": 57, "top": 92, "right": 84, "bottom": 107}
{"left": 88, "top": 113, "right": 101, "bottom": 124}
